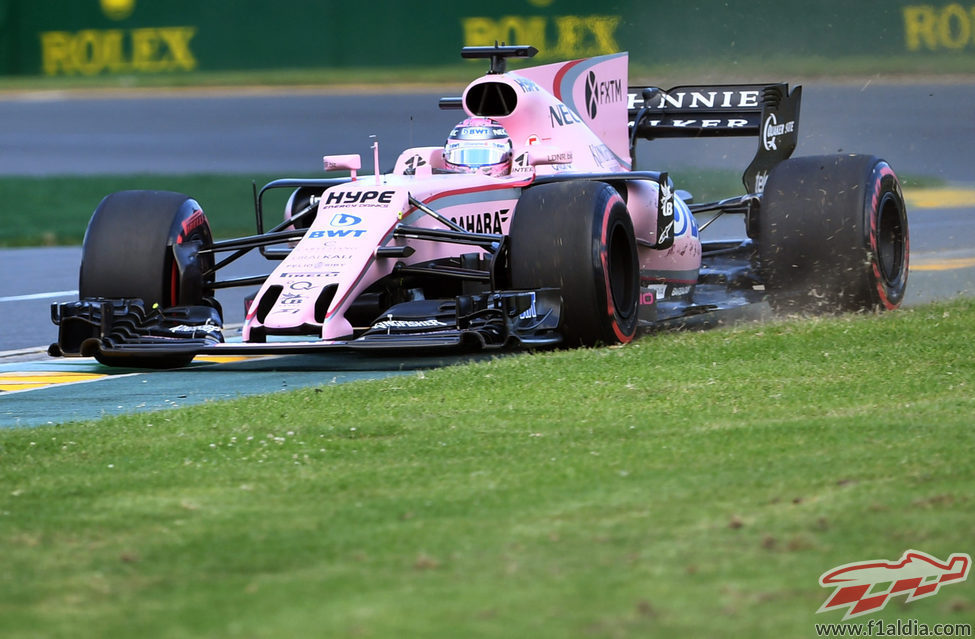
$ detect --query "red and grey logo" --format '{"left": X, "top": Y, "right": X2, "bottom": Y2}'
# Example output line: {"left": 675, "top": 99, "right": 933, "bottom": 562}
{"left": 817, "top": 549, "right": 971, "bottom": 620}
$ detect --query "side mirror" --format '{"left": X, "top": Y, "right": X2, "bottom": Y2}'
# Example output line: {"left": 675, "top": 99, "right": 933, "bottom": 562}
{"left": 323, "top": 154, "right": 362, "bottom": 179}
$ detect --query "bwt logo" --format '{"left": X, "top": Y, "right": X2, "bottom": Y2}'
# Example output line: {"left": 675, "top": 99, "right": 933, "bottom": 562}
{"left": 817, "top": 549, "right": 971, "bottom": 620}
{"left": 308, "top": 228, "right": 366, "bottom": 239}
{"left": 329, "top": 213, "right": 362, "bottom": 227}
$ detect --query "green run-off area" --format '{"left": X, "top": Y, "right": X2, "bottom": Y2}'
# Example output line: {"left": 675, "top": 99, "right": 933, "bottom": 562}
{"left": 1, "top": 297, "right": 973, "bottom": 637}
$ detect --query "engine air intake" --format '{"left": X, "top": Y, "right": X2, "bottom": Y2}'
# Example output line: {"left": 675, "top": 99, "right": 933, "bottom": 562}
{"left": 465, "top": 82, "right": 518, "bottom": 117}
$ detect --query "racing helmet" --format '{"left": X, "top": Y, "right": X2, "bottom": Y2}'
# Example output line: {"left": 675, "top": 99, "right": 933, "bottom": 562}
{"left": 443, "top": 117, "right": 512, "bottom": 176}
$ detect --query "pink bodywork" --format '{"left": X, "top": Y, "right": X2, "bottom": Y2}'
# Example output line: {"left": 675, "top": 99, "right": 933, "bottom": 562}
{"left": 244, "top": 52, "right": 701, "bottom": 343}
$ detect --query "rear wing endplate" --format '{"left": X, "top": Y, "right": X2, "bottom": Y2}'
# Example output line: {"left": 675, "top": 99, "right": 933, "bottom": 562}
{"left": 628, "top": 83, "right": 802, "bottom": 193}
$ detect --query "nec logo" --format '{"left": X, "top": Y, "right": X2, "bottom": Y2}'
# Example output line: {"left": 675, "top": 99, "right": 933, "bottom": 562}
{"left": 323, "top": 190, "right": 395, "bottom": 206}
{"left": 549, "top": 104, "right": 583, "bottom": 127}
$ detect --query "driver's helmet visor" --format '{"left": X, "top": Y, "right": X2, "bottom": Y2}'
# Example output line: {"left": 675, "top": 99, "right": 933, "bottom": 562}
{"left": 444, "top": 140, "right": 509, "bottom": 168}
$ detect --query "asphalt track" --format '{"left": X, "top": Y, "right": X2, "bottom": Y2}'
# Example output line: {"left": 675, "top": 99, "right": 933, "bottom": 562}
{"left": 2, "top": 82, "right": 974, "bottom": 427}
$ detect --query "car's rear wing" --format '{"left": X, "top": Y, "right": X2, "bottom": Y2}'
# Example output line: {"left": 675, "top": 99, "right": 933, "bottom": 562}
{"left": 628, "top": 83, "right": 802, "bottom": 193}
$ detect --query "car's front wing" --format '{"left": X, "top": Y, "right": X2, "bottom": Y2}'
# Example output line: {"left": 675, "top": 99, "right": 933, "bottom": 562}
{"left": 49, "top": 289, "right": 564, "bottom": 362}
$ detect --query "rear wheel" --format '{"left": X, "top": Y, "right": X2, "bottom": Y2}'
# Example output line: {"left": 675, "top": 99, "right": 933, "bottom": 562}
{"left": 758, "top": 154, "right": 909, "bottom": 312}
{"left": 510, "top": 181, "right": 639, "bottom": 346}
{"left": 80, "top": 190, "right": 216, "bottom": 368}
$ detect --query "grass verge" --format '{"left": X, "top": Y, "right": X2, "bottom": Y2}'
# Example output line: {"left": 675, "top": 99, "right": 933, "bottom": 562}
{"left": 0, "top": 170, "right": 943, "bottom": 247}
{"left": 1, "top": 298, "right": 973, "bottom": 638}
{"left": 1, "top": 55, "right": 973, "bottom": 93}
{"left": 0, "top": 173, "right": 281, "bottom": 247}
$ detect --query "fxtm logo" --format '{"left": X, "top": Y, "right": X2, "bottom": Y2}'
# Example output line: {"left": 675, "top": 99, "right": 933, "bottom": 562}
{"left": 817, "top": 549, "right": 971, "bottom": 620}
{"left": 584, "top": 70, "right": 623, "bottom": 119}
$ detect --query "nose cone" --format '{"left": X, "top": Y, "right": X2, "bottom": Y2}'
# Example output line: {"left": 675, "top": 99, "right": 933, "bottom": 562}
{"left": 244, "top": 185, "right": 410, "bottom": 342}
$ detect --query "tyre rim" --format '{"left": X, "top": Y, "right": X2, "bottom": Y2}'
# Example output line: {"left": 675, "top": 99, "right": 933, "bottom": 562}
{"left": 608, "top": 221, "right": 637, "bottom": 318}
{"left": 876, "top": 193, "right": 906, "bottom": 286}
{"left": 169, "top": 220, "right": 215, "bottom": 308}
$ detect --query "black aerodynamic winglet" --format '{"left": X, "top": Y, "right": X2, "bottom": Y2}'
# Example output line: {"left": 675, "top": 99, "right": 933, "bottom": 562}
{"left": 461, "top": 44, "right": 538, "bottom": 74}
{"left": 627, "top": 83, "right": 802, "bottom": 193}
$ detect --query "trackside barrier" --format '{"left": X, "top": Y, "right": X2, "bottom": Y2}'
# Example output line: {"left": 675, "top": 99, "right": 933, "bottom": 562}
{"left": 0, "top": 0, "right": 972, "bottom": 77}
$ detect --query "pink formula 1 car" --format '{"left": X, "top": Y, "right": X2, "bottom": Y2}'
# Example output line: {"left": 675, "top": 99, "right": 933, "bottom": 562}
{"left": 51, "top": 45, "right": 908, "bottom": 368}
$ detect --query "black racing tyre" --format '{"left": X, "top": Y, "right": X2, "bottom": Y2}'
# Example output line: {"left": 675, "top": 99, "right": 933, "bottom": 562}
{"left": 758, "top": 154, "right": 909, "bottom": 312}
{"left": 510, "top": 181, "right": 639, "bottom": 346}
{"left": 79, "top": 190, "right": 216, "bottom": 368}
{"left": 284, "top": 186, "right": 321, "bottom": 231}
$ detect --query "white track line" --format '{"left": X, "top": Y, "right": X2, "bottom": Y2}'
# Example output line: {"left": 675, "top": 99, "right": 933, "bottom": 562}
{"left": 0, "top": 290, "right": 78, "bottom": 303}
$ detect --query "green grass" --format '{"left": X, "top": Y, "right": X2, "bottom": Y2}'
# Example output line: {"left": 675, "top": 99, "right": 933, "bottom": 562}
{"left": 0, "top": 170, "right": 944, "bottom": 247}
{"left": 2, "top": 298, "right": 973, "bottom": 638}
{"left": 1, "top": 54, "right": 972, "bottom": 93}
{"left": 632, "top": 53, "right": 975, "bottom": 85}
{"left": 0, "top": 65, "right": 477, "bottom": 93}
{"left": 0, "top": 173, "right": 284, "bottom": 246}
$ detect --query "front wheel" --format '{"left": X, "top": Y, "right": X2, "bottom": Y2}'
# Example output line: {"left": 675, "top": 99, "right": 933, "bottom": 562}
{"left": 79, "top": 190, "right": 216, "bottom": 368}
{"left": 758, "top": 154, "right": 909, "bottom": 312}
{"left": 510, "top": 181, "right": 639, "bottom": 346}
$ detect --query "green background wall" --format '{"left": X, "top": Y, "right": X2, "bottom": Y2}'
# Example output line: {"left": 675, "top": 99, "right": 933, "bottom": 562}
{"left": 0, "top": 0, "right": 972, "bottom": 77}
